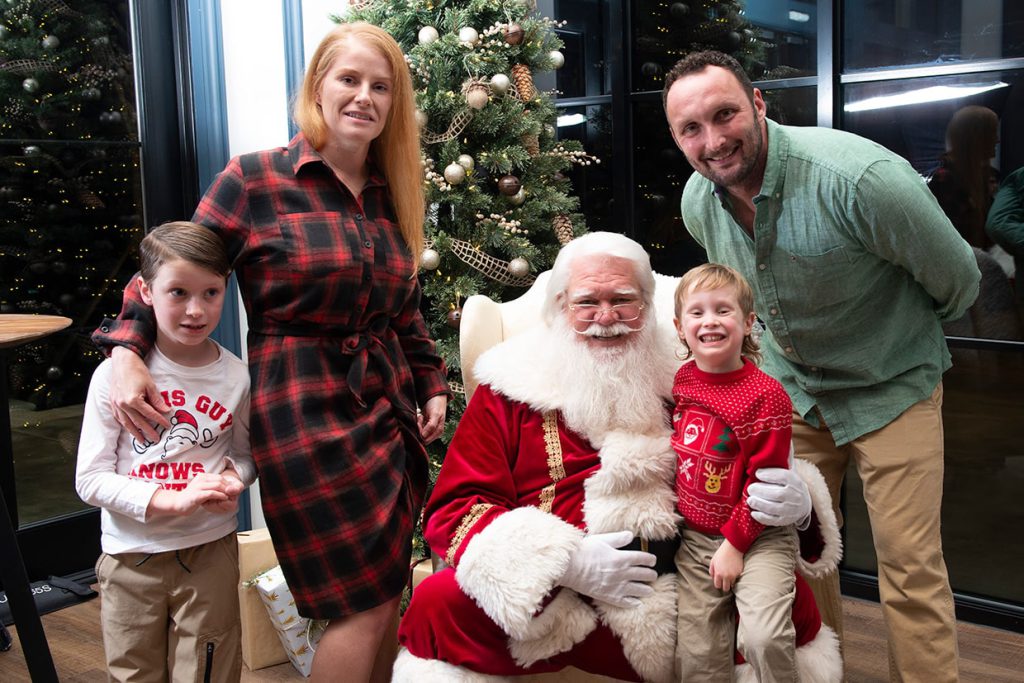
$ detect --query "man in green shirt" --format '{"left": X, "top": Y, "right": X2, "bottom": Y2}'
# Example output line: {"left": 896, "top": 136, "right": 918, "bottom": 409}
{"left": 663, "top": 50, "right": 979, "bottom": 682}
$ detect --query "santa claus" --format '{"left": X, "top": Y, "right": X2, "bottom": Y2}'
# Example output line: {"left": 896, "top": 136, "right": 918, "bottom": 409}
{"left": 395, "top": 232, "right": 842, "bottom": 682}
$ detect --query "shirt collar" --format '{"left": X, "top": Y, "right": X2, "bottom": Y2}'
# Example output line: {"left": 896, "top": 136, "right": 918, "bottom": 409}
{"left": 710, "top": 117, "right": 789, "bottom": 207}
{"left": 288, "top": 132, "right": 387, "bottom": 187}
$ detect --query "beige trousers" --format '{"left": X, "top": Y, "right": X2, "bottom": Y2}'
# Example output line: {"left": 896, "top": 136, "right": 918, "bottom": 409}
{"left": 96, "top": 532, "right": 242, "bottom": 683}
{"left": 794, "top": 382, "right": 959, "bottom": 682}
{"left": 676, "top": 525, "right": 798, "bottom": 682}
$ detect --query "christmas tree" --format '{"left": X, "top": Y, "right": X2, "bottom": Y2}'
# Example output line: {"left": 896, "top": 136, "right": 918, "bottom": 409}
{"left": 1, "top": 0, "right": 140, "bottom": 409}
{"left": 342, "top": 2, "right": 596, "bottom": 428}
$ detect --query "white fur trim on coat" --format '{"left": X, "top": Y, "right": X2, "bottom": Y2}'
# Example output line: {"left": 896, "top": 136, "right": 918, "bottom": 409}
{"left": 474, "top": 326, "right": 569, "bottom": 414}
{"left": 392, "top": 647, "right": 512, "bottom": 683}
{"left": 455, "top": 506, "right": 588, "bottom": 641}
{"left": 793, "top": 459, "right": 843, "bottom": 579}
{"left": 734, "top": 624, "right": 842, "bottom": 683}
{"left": 507, "top": 588, "right": 598, "bottom": 667}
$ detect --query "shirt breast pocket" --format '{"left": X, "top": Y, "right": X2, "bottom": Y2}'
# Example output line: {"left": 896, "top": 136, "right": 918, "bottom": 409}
{"left": 278, "top": 212, "right": 361, "bottom": 279}
{"left": 775, "top": 245, "right": 858, "bottom": 310}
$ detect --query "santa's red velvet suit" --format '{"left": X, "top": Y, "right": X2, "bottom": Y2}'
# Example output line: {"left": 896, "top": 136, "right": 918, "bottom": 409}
{"left": 396, "top": 324, "right": 842, "bottom": 682}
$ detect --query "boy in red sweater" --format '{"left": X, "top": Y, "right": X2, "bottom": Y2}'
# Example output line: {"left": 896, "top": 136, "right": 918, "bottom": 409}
{"left": 671, "top": 263, "right": 797, "bottom": 682}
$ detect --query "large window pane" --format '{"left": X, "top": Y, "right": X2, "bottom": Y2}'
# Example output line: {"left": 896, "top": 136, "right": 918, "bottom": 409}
{"left": 842, "top": 349, "right": 1024, "bottom": 604}
{"left": 1, "top": 0, "right": 142, "bottom": 525}
{"left": 631, "top": 0, "right": 817, "bottom": 93}
{"left": 845, "top": 1, "right": 1024, "bottom": 72}
{"left": 555, "top": 0, "right": 611, "bottom": 98}
{"left": 556, "top": 104, "right": 613, "bottom": 233}
{"left": 843, "top": 72, "right": 1024, "bottom": 342}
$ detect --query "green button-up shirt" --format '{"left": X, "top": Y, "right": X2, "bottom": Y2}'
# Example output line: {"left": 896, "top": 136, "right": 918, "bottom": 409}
{"left": 681, "top": 119, "right": 980, "bottom": 445}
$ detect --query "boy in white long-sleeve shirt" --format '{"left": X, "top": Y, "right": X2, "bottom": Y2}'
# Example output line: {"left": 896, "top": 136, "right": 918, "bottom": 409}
{"left": 76, "top": 221, "right": 254, "bottom": 682}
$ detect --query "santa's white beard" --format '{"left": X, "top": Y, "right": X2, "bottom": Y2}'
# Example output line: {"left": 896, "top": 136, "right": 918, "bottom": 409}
{"left": 546, "top": 315, "right": 676, "bottom": 444}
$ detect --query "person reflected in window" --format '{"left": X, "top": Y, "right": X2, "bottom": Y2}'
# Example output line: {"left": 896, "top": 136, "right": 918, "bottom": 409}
{"left": 90, "top": 22, "right": 449, "bottom": 682}
{"left": 986, "top": 166, "right": 1024, "bottom": 298}
{"left": 927, "top": 105, "right": 1001, "bottom": 249}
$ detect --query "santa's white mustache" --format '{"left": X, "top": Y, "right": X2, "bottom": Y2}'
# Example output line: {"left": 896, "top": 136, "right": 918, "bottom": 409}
{"left": 574, "top": 321, "right": 645, "bottom": 337}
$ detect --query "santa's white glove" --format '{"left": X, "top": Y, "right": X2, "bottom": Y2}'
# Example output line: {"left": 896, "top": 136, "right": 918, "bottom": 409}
{"left": 748, "top": 467, "right": 812, "bottom": 530}
{"left": 559, "top": 530, "right": 657, "bottom": 608}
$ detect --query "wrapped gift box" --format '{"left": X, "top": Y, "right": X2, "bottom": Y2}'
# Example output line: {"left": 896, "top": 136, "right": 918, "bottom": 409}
{"left": 237, "top": 528, "right": 288, "bottom": 670}
{"left": 253, "top": 565, "right": 325, "bottom": 677}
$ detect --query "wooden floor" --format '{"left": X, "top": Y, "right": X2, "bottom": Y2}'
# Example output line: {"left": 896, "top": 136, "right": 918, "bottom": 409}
{"left": 1, "top": 594, "right": 1022, "bottom": 682}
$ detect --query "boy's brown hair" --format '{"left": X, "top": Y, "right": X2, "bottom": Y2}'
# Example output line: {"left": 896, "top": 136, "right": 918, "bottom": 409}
{"left": 139, "top": 221, "right": 230, "bottom": 283}
{"left": 674, "top": 262, "right": 761, "bottom": 364}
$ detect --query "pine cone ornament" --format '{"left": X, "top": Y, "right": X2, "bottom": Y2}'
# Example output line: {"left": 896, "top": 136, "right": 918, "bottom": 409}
{"left": 511, "top": 64, "right": 535, "bottom": 102}
{"left": 552, "top": 214, "right": 574, "bottom": 244}
{"left": 521, "top": 133, "right": 540, "bottom": 156}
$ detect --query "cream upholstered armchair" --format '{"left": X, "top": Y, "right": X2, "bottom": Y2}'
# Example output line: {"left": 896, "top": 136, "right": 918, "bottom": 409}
{"left": 459, "top": 270, "right": 684, "bottom": 400}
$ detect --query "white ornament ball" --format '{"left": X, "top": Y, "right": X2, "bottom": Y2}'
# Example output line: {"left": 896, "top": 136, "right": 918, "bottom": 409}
{"left": 444, "top": 162, "right": 467, "bottom": 185}
{"left": 549, "top": 50, "right": 565, "bottom": 69}
{"left": 418, "top": 26, "right": 439, "bottom": 45}
{"left": 457, "top": 154, "right": 475, "bottom": 171}
{"left": 489, "top": 73, "right": 510, "bottom": 96}
{"left": 508, "top": 257, "right": 530, "bottom": 278}
{"left": 458, "top": 27, "right": 479, "bottom": 46}
{"left": 41, "top": 34, "right": 60, "bottom": 49}
{"left": 414, "top": 109, "right": 428, "bottom": 128}
{"left": 465, "top": 86, "right": 489, "bottom": 110}
{"left": 421, "top": 248, "right": 441, "bottom": 270}
{"left": 22, "top": 77, "right": 39, "bottom": 93}
{"left": 509, "top": 187, "right": 526, "bottom": 206}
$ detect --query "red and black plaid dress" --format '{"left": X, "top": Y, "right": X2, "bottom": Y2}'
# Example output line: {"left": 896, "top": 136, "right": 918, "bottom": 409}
{"left": 93, "top": 133, "right": 448, "bottom": 619}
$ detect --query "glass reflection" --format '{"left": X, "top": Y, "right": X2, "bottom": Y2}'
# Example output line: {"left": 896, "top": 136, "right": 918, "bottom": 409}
{"left": 555, "top": 0, "right": 611, "bottom": 98}
{"left": 631, "top": 0, "right": 816, "bottom": 93}
{"left": 844, "top": 72, "right": 1024, "bottom": 341}
{"left": 845, "top": 1, "right": 1024, "bottom": 71}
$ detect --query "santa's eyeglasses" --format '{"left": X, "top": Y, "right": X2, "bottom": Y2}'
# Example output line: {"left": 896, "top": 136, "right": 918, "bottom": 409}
{"left": 567, "top": 300, "right": 645, "bottom": 327}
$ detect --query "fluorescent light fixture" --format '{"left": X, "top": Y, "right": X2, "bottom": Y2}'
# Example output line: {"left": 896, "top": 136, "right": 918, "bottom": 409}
{"left": 844, "top": 82, "right": 1008, "bottom": 112}
{"left": 557, "top": 113, "right": 588, "bottom": 127}
{"left": 788, "top": 10, "right": 810, "bottom": 22}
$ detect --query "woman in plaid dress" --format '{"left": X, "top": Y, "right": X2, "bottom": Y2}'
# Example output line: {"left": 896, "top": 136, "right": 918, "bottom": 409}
{"left": 93, "top": 23, "right": 448, "bottom": 681}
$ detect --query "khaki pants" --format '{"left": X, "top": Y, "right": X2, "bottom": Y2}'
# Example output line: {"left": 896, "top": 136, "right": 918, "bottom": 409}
{"left": 676, "top": 525, "right": 798, "bottom": 683}
{"left": 96, "top": 532, "right": 242, "bottom": 683}
{"left": 794, "top": 382, "right": 959, "bottom": 682}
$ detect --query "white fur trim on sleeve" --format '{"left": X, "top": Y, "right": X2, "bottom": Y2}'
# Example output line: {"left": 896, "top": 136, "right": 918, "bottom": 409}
{"left": 455, "top": 506, "right": 587, "bottom": 640}
{"left": 392, "top": 647, "right": 513, "bottom": 682}
{"left": 507, "top": 588, "right": 598, "bottom": 667}
{"left": 793, "top": 459, "right": 843, "bottom": 579}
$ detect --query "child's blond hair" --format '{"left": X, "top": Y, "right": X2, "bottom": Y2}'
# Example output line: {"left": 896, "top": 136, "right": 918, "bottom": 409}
{"left": 674, "top": 263, "right": 761, "bottom": 364}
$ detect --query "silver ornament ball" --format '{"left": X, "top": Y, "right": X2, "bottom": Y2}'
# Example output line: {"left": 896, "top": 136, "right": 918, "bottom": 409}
{"left": 457, "top": 154, "right": 475, "bottom": 171}
{"left": 421, "top": 248, "right": 441, "bottom": 270}
{"left": 548, "top": 50, "right": 565, "bottom": 69}
{"left": 444, "top": 162, "right": 467, "bottom": 185}
{"left": 22, "top": 77, "right": 39, "bottom": 93}
{"left": 458, "top": 27, "right": 479, "bottom": 46}
{"left": 509, "top": 188, "right": 526, "bottom": 206}
{"left": 508, "top": 257, "right": 530, "bottom": 278}
{"left": 418, "top": 26, "right": 439, "bottom": 45}
{"left": 42, "top": 34, "right": 60, "bottom": 49}
{"left": 490, "top": 73, "right": 510, "bottom": 96}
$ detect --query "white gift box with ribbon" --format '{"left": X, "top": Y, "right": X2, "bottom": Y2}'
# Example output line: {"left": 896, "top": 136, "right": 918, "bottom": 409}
{"left": 251, "top": 565, "right": 325, "bottom": 677}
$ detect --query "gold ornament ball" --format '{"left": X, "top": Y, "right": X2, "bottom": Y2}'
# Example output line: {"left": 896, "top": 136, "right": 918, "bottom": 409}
{"left": 508, "top": 257, "right": 530, "bottom": 278}
{"left": 466, "top": 86, "right": 489, "bottom": 110}
{"left": 418, "top": 26, "right": 439, "bottom": 45}
{"left": 498, "top": 174, "right": 521, "bottom": 196}
{"left": 509, "top": 188, "right": 526, "bottom": 206}
{"left": 446, "top": 308, "right": 463, "bottom": 329}
{"left": 457, "top": 154, "right": 475, "bottom": 171}
{"left": 421, "top": 248, "right": 441, "bottom": 270}
{"left": 444, "top": 162, "right": 467, "bottom": 185}
{"left": 549, "top": 50, "right": 565, "bottom": 69}
{"left": 504, "top": 23, "right": 524, "bottom": 45}
{"left": 490, "top": 73, "right": 510, "bottom": 95}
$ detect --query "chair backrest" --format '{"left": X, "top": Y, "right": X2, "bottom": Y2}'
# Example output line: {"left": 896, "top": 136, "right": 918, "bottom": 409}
{"left": 459, "top": 271, "right": 683, "bottom": 400}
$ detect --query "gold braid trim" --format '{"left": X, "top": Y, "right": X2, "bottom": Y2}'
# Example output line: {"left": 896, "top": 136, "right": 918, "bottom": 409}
{"left": 446, "top": 503, "right": 493, "bottom": 566}
{"left": 539, "top": 412, "right": 567, "bottom": 512}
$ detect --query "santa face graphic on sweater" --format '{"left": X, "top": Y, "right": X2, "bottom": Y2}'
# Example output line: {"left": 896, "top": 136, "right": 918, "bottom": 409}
{"left": 131, "top": 408, "right": 218, "bottom": 458}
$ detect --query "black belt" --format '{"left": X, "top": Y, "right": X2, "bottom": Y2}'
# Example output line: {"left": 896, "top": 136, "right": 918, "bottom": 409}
{"left": 624, "top": 536, "right": 679, "bottom": 576}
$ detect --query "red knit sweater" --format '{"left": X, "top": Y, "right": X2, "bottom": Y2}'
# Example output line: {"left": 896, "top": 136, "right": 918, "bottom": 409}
{"left": 672, "top": 358, "right": 793, "bottom": 552}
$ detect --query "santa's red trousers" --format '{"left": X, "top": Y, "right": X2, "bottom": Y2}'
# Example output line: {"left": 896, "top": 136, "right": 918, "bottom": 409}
{"left": 398, "top": 567, "right": 823, "bottom": 678}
